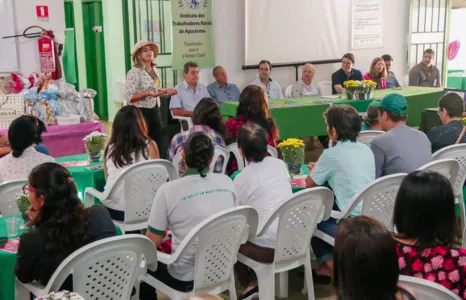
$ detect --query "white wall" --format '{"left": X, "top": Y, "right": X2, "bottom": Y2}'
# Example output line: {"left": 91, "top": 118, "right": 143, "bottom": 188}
{"left": 199, "top": 0, "right": 410, "bottom": 91}
{"left": 12, "top": 0, "right": 65, "bottom": 76}
{"left": 448, "top": 8, "right": 466, "bottom": 71}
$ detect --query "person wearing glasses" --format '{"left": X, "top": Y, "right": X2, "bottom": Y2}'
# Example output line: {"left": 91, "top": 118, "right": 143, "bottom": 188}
{"left": 0, "top": 116, "right": 54, "bottom": 183}
{"left": 207, "top": 66, "right": 241, "bottom": 107}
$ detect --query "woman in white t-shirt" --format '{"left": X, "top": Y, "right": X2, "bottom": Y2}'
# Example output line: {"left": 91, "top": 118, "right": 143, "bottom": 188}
{"left": 233, "top": 123, "right": 292, "bottom": 300}
{"left": 103, "top": 105, "right": 160, "bottom": 220}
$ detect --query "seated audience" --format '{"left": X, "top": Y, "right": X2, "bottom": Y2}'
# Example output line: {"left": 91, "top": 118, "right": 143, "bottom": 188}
{"left": 250, "top": 60, "right": 284, "bottom": 99}
{"left": 170, "top": 61, "right": 210, "bottom": 117}
{"left": 207, "top": 66, "right": 241, "bottom": 106}
{"left": 331, "top": 53, "right": 363, "bottom": 94}
{"left": 306, "top": 105, "right": 375, "bottom": 278}
{"left": 427, "top": 93, "right": 466, "bottom": 153}
{"left": 167, "top": 97, "right": 227, "bottom": 173}
{"left": 364, "top": 57, "right": 387, "bottom": 90}
{"left": 409, "top": 48, "right": 442, "bottom": 87}
{"left": 103, "top": 105, "right": 160, "bottom": 221}
{"left": 334, "top": 216, "right": 417, "bottom": 300}
{"left": 370, "top": 94, "right": 432, "bottom": 177}
{"left": 15, "top": 163, "right": 116, "bottom": 287}
{"left": 291, "top": 63, "right": 321, "bottom": 97}
{"left": 361, "top": 101, "right": 382, "bottom": 131}
{"left": 225, "top": 85, "right": 279, "bottom": 174}
{"left": 234, "top": 123, "right": 292, "bottom": 299}
{"left": 382, "top": 54, "right": 401, "bottom": 88}
{"left": 0, "top": 116, "right": 55, "bottom": 183}
{"left": 393, "top": 170, "right": 466, "bottom": 299}
{"left": 141, "top": 132, "right": 236, "bottom": 299}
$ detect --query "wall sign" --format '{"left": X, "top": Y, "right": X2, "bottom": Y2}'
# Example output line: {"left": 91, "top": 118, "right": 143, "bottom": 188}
{"left": 351, "top": 0, "right": 383, "bottom": 49}
{"left": 36, "top": 5, "right": 49, "bottom": 22}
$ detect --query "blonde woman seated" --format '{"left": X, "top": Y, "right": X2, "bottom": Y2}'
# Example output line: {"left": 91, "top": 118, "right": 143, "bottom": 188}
{"left": 291, "top": 63, "right": 322, "bottom": 97}
{"left": 363, "top": 57, "right": 387, "bottom": 90}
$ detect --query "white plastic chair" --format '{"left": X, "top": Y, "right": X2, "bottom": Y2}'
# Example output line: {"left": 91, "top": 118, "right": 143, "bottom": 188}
{"left": 15, "top": 235, "right": 158, "bottom": 300}
{"left": 317, "top": 80, "right": 332, "bottom": 96}
{"left": 172, "top": 145, "right": 230, "bottom": 175}
{"left": 140, "top": 206, "right": 258, "bottom": 300}
{"left": 285, "top": 84, "right": 293, "bottom": 98}
{"left": 226, "top": 142, "right": 278, "bottom": 171}
{"left": 357, "top": 130, "right": 384, "bottom": 146}
{"left": 237, "top": 187, "right": 334, "bottom": 300}
{"left": 433, "top": 144, "right": 466, "bottom": 234}
{"left": 171, "top": 110, "right": 193, "bottom": 132}
{"left": 314, "top": 173, "right": 407, "bottom": 246}
{"left": 0, "top": 180, "right": 27, "bottom": 216}
{"left": 418, "top": 158, "right": 460, "bottom": 188}
{"left": 84, "top": 159, "right": 178, "bottom": 233}
{"left": 399, "top": 275, "right": 461, "bottom": 300}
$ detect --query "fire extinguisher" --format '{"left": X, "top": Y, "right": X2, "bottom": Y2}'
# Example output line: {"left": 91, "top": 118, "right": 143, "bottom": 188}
{"left": 37, "top": 31, "right": 57, "bottom": 79}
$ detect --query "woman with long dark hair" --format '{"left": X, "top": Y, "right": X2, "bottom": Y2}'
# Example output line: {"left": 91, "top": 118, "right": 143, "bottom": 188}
{"left": 104, "top": 105, "right": 160, "bottom": 220}
{"left": 393, "top": 171, "right": 466, "bottom": 299}
{"left": 225, "top": 85, "right": 279, "bottom": 173}
{"left": 15, "top": 163, "right": 115, "bottom": 286}
{"left": 167, "top": 97, "right": 227, "bottom": 173}
{"left": 334, "top": 216, "right": 416, "bottom": 300}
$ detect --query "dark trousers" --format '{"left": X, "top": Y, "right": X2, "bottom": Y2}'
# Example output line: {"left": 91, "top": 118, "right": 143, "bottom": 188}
{"left": 234, "top": 242, "right": 275, "bottom": 288}
{"left": 139, "top": 106, "right": 162, "bottom": 149}
{"left": 106, "top": 206, "right": 124, "bottom": 222}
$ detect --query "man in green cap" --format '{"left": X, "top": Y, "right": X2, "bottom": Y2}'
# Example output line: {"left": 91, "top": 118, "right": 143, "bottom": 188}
{"left": 370, "top": 93, "right": 432, "bottom": 178}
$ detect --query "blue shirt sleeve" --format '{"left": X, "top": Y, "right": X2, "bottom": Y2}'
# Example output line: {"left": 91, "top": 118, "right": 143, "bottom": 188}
{"left": 169, "top": 90, "right": 182, "bottom": 109}
{"left": 310, "top": 149, "right": 334, "bottom": 185}
{"left": 207, "top": 84, "right": 216, "bottom": 100}
{"left": 34, "top": 144, "right": 51, "bottom": 156}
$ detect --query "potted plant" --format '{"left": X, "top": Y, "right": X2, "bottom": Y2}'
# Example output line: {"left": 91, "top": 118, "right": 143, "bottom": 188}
{"left": 83, "top": 131, "right": 107, "bottom": 162}
{"left": 36, "top": 291, "right": 85, "bottom": 300}
{"left": 277, "top": 138, "right": 305, "bottom": 176}
{"left": 16, "top": 193, "right": 30, "bottom": 222}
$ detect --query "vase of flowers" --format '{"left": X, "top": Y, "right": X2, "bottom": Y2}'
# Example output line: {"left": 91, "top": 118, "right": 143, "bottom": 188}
{"left": 277, "top": 138, "right": 305, "bottom": 176}
{"left": 36, "top": 291, "right": 85, "bottom": 300}
{"left": 362, "top": 80, "right": 377, "bottom": 99}
{"left": 83, "top": 131, "right": 107, "bottom": 162}
{"left": 343, "top": 80, "right": 359, "bottom": 100}
{"left": 16, "top": 193, "right": 30, "bottom": 222}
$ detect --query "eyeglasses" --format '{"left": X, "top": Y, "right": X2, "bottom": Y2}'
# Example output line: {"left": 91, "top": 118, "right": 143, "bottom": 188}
{"left": 22, "top": 184, "right": 36, "bottom": 194}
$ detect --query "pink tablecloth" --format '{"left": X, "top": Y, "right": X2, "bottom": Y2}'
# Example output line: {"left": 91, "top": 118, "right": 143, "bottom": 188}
{"left": 0, "top": 122, "right": 104, "bottom": 157}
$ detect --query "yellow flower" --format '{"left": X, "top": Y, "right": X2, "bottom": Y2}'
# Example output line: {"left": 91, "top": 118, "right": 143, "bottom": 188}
{"left": 277, "top": 138, "right": 305, "bottom": 149}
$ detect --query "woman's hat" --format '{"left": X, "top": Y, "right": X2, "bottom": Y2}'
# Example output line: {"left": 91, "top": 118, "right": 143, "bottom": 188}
{"left": 132, "top": 40, "right": 159, "bottom": 62}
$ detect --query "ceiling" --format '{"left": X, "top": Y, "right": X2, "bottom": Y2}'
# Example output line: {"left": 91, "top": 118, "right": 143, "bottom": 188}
{"left": 453, "top": 0, "right": 466, "bottom": 8}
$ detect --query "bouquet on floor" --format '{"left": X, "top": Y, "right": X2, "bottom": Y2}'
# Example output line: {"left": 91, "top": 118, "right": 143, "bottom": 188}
{"left": 36, "top": 291, "right": 85, "bottom": 300}
{"left": 277, "top": 138, "right": 305, "bottom": 176}
{"left": 83, "top": 131, "right": 107, "bottom": 162}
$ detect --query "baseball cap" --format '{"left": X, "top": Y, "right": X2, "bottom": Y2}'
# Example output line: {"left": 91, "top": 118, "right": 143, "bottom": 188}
{"left": 370, "top": 93, "right": 408, "bottom": 114}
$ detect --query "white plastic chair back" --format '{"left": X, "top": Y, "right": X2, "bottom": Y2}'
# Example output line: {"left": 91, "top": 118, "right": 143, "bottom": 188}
{"left": 170, "top": 111, "right": 193, "bottom": 132}
{"left": 0, "top": 180, "right": 27, "bottom": 216}
{"left": 16, "top": 235, "right": 158, "bottom": 300}
{"left": 210, "top": 146, "right": 230, "bottom": 173}
{"left": 285, "top": 84, "right": 293, "bottom": 98}
{"left": 226, "top": 143, "right": 246, "bottom": 170}
{"left": 399, "top": 275, "right": 461, "bottom": 300}
{"left": 317, "top": 80, "right": 332, "bottom": 96}
{"left": 357, "top": 130, "right": 384, "bottom": 146}
{"left": 267, "top": 145, "right": 278, "bottom": 158}
{"left": 418, "top": 159, "right": 460, "bottom": 188}
{"left": 433, "top": 144, "right": 466, "bottom": 198}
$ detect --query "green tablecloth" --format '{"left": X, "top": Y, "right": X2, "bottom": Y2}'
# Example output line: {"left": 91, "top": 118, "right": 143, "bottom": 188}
{"left": 221, "top": 87, "right": 443, "bottom": 139}
{"left": 447, "top": 74, "right": 466, "bottom": 90}
{"left": 55, "top": 154, "right": 106, "bottom": 200}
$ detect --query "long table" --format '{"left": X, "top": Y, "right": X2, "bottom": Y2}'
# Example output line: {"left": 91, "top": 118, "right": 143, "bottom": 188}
{"left": 221, "top": 87, "right": 443, "bottom": 139}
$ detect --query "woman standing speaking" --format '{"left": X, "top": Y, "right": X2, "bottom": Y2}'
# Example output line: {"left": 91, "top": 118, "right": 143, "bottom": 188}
{"left": 125, "top": 41, "right": 177, "bottom": 147}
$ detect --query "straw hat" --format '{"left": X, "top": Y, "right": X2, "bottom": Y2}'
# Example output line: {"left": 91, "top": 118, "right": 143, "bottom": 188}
{"left": 132, "top": 40, "right": 159, "bottom": 62}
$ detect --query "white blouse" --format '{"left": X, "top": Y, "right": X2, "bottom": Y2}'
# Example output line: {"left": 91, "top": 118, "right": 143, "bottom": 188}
{"left": 0, "top": 147, "right": 55, "bottom": 183}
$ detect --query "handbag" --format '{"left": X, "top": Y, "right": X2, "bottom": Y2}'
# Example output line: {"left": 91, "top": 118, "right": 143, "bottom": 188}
{"left": 455, "top": 126, "right": 466, "bottom": 144}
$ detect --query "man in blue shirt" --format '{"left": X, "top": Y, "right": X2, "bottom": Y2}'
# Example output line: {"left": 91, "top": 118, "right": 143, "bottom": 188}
{"left": 207, "top": 66, "right": 241, "bottom": 107}
{"left": 382, "top": 54, "right": 401, "bottom": 88}
{"left": 170, "top": 61, "right": 210, "bottom": 117}
{"left": 331, "top": 53, "right": 363, "bottom": 94}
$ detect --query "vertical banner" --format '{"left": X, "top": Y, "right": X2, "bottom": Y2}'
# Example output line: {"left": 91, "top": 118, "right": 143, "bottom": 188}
{"left": 351, "top": 0, "right": 383, "bottom": 49}
{"left": 171, "top": 0, "right": 215, "bottom": 70}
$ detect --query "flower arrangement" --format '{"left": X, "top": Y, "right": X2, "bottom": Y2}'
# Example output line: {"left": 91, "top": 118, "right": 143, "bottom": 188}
{"left": 343, "top": 80, "right": 376, "bottom": 100}
{"left": 36, "top": 291, "right": 85, "bottom": 300}
{"left": 83, "top": 131, "right": 107, "bottom": 162}
{"left": 277, "top": 138, "right": 305, "bottom": 175}
{"left": 462, "top": 117, "right": 466, "bottom": 126}
{"left": 15, "top": 193, "right": 30, "bottom": 222}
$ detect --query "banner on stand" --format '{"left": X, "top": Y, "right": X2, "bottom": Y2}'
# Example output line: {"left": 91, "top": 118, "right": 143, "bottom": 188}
{"left": 351, "top": 0, "right": 383, "bottom": 49}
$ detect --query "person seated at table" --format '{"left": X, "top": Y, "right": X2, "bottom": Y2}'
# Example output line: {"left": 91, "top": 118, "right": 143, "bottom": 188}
{"left": 363, "top": 57, "right": 387, "bottom": 90}
{"left": 207, "top": 66, "right": 241, "bottom": 106}
{"left": 250, "top": 60, "right": 284, "bottom": 99}
{"left": 370, "top": 94, "right": 432, "bottom": 178}
{"left": 225, "top": 85, "right": 279, "bottom": 174}
{"left": 103, "top": 105, "right": 160, "bottom": 221}
{"left": 233, "top": 123, "right": 292, "bottom": 299}
{"left": 170, "top": 61, "right": 211, "bottom": 117}
{"left": 167, "top": 97, "right": 227, "bottom": 173}
{"left": 0, "top": 116, "right": 55, "bottom": 183}
{"left": 305, "top": 104, "right": 375, "bottom": 278}
{"left": 382, "top": 54, "right": 401, "bottom": 88}
{"left": 331, "top": 53, "right": 363, "bottom": 94}
{"left": 427, "top": 93, "right": 466, "bottom": 153}
{"left": 141, "top": 132, "right": 235, "bottom": 300}
{"left": 361, "top": 101, "right": 382, "bottom": 131}
{"left": 334, "top": 216, "right": 417, "bottom": 300}
{"left": 15, "top": 163, "right": 116, "bottom": 288}
{"left": 409, "top": 48, "right": 442, "bottom": 87}
{"left": 393, "top": 170, "right": 466, "bottom": 298}
{"left": 291, "top": 63, "right": 322, "bottom": 98}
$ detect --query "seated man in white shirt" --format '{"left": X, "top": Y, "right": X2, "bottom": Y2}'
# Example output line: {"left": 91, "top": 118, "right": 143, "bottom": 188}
{"left": 233, "top": 123, "right": 292, "bottom": 300}
{"left": 250, "top": 60, "right": 284, "bottom": 100}
{"left": 141, "top": 132, "right": 236, "bottom": 299}
{"left": 169, "top": 61, "right": 211, "bottom": 117}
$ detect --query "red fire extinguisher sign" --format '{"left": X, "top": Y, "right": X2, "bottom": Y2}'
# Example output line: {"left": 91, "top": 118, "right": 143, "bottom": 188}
{"left": 38, "top": 36, "right": 56, "bottom": 73}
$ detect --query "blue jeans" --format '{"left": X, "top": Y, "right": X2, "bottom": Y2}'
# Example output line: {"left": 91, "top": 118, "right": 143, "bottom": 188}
{"left": 311, "top": 201, "right": 339, "bottom": 264}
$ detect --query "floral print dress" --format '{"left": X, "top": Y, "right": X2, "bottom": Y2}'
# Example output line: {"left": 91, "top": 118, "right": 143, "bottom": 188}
{"left": 125, "top": 66, "right": 161, "bottom": 108}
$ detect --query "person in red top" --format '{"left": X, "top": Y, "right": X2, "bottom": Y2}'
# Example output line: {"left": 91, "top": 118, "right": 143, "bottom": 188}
{"left": 393, "top": 170, "right": 466, "bottom": 299}
{"left": 225, "top": 85, "right": 278, "bottom": 174}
